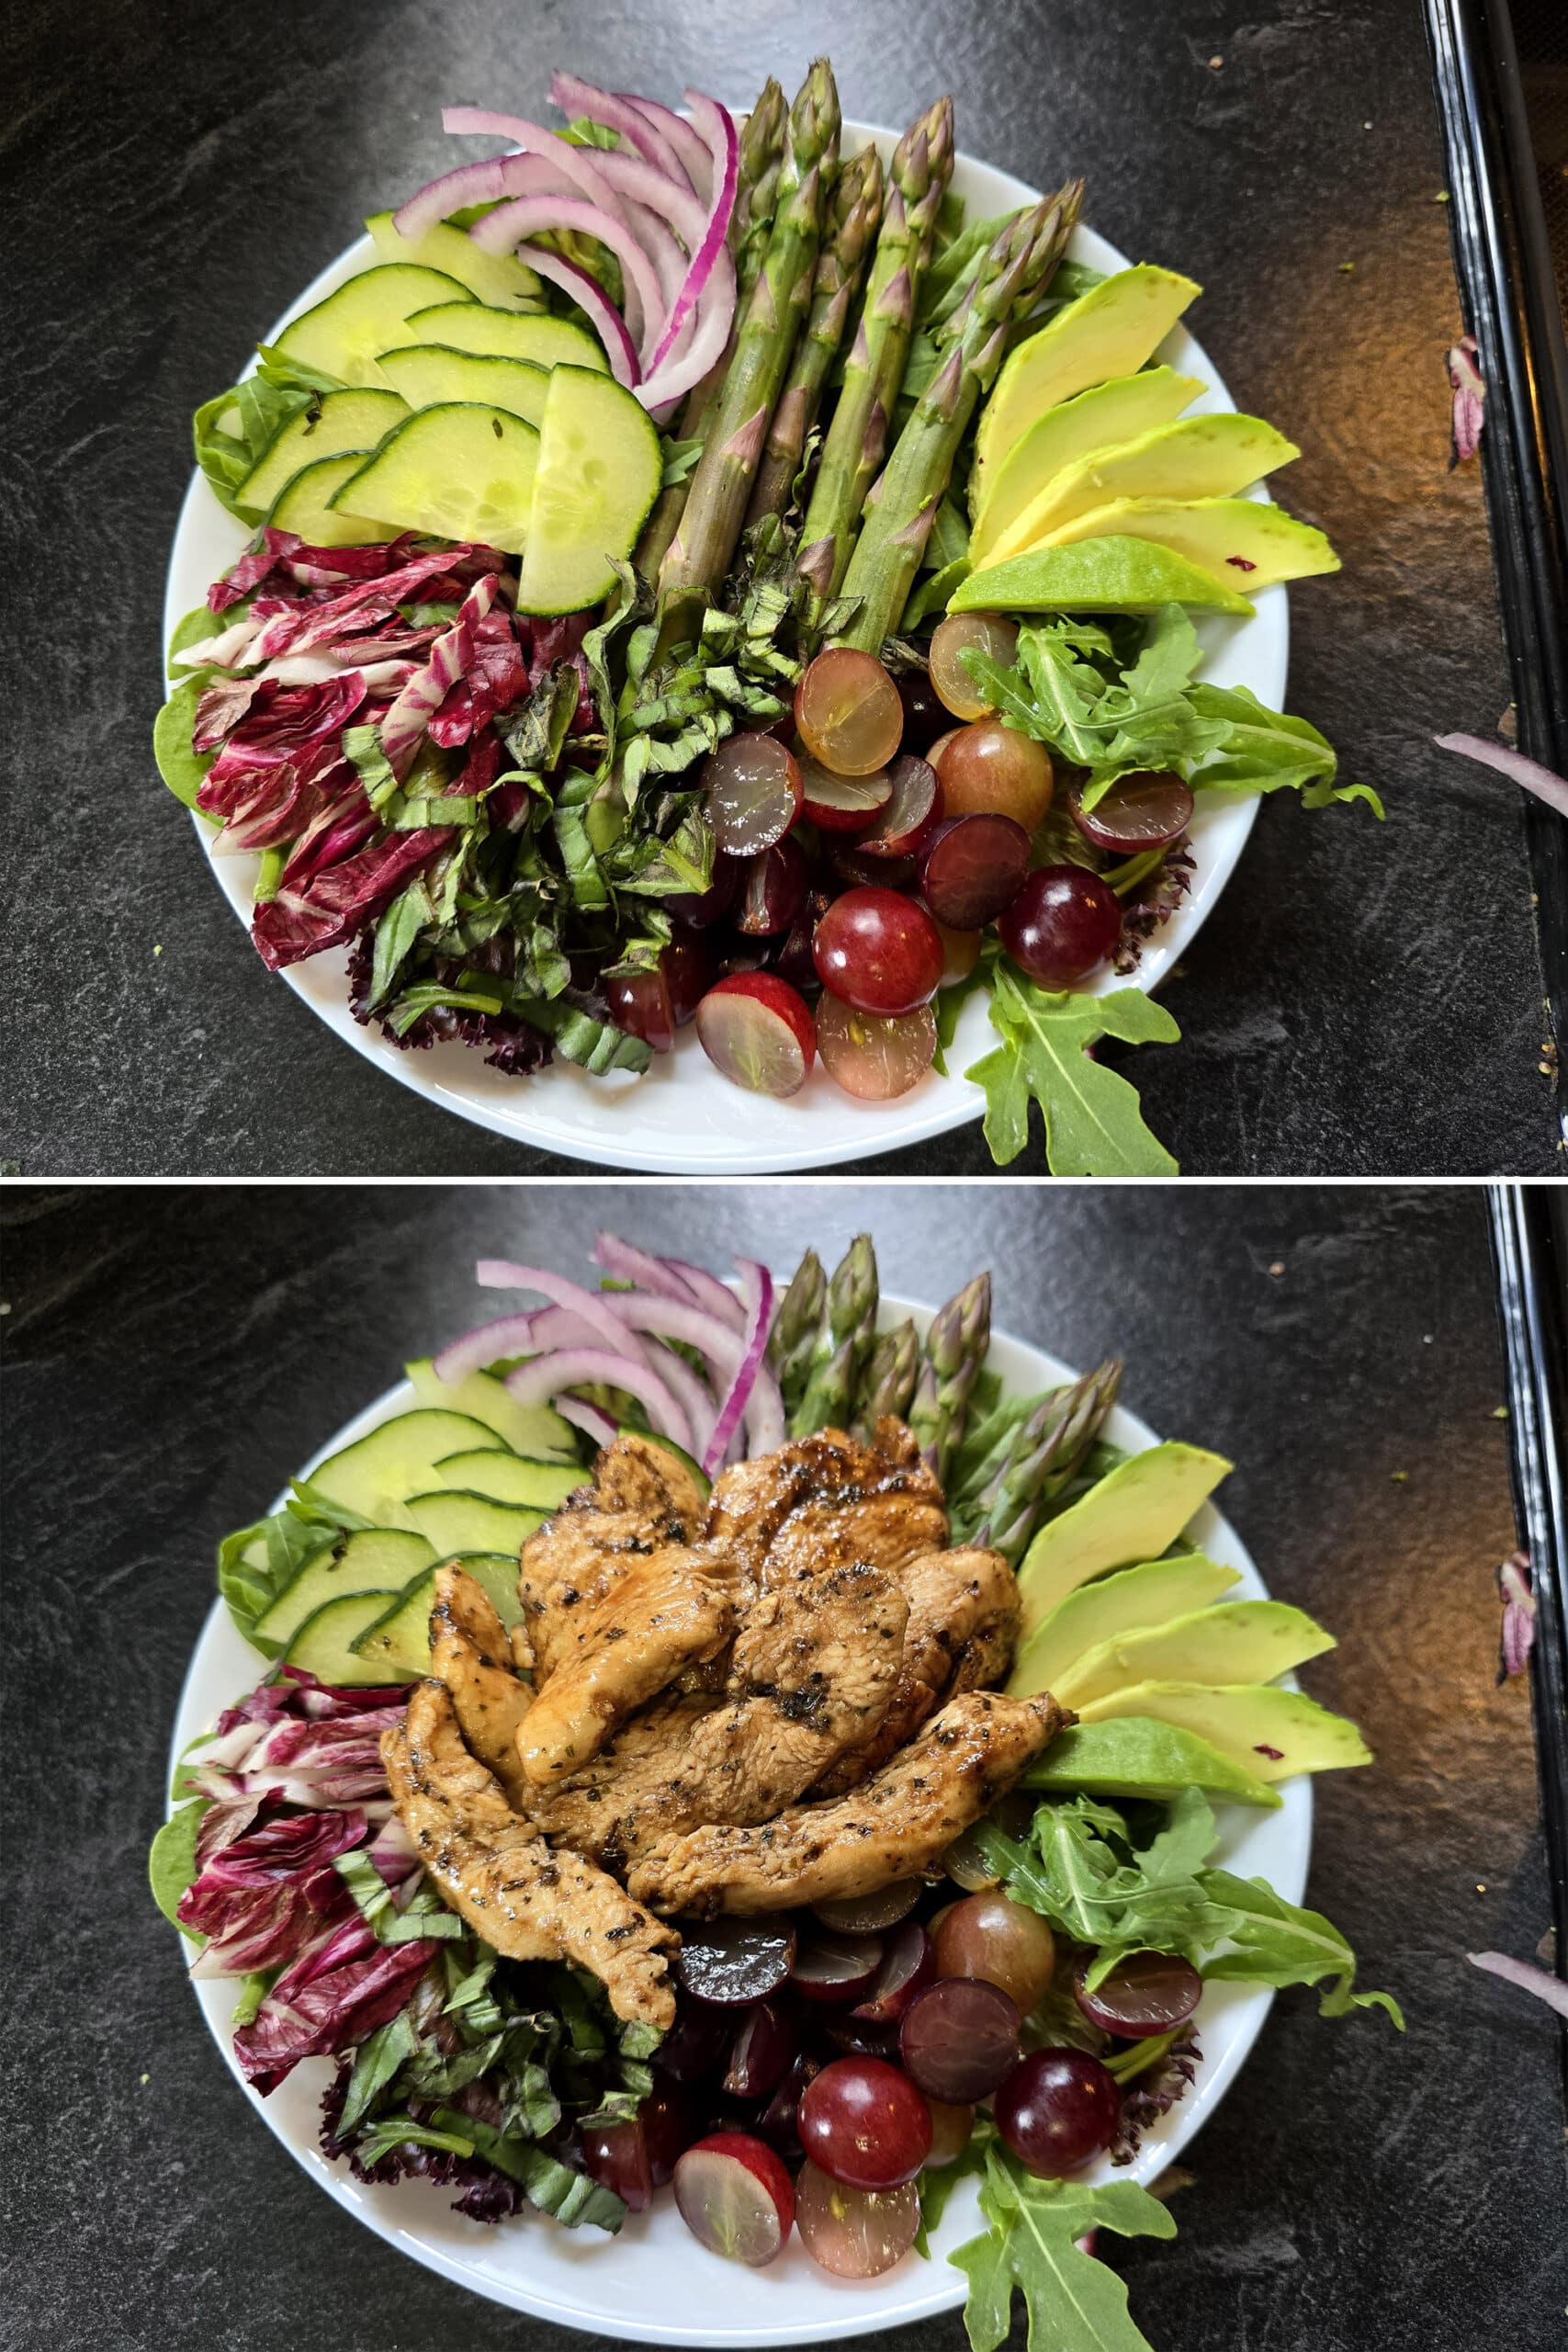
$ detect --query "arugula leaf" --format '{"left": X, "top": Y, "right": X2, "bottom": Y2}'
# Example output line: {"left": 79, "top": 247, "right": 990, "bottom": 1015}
{"left": 964, "top": 967, "right": 1179, "bottom": 1174}
{"left": 952, "top": 2144, "right": 1175, "bottom": 2352}
{"left": 1198, "top": 1871, "right": 1405, "bottom": 2023}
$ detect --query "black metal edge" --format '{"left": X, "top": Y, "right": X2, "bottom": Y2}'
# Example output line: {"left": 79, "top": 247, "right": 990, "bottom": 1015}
{"left": 1425, "top": 0, "right": 1568, "bottom": 1150}
{"left": 1486, "top": 1182, "right": 1568, "bottom": 2098}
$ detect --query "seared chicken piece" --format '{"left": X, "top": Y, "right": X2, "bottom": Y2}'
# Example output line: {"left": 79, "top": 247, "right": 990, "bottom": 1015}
{"left": 518, "top": 1546, "right": 736, "bottom": 1787}
{"left": 526, "top": 1564, "right": 908, "bottom": 1871}
{"left": 704, "top": 1419, "right": 947, "bottom": 1597}
{"left": 428, "top": 1565, "right": 534, "bottom": 1813}
{"left": 629, "top": 1689, "right": 1066, "bottom": 1917}
{"left": 813, "top": 1545, "right": 1021, "bottom": 1796}
{"left": 383, "top": 1680, "right": 678, "bottom": 2029}
{"left": 519, "top": 1434, "right": 709, "bottom": 1683}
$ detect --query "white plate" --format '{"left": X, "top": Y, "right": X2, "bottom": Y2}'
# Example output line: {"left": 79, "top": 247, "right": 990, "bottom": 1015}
{"left": 166, "top": 1295, "right": 1310, "bottom": 2343}
{"left": 164, "top": 123, "right": 1282, "bottom": 1172}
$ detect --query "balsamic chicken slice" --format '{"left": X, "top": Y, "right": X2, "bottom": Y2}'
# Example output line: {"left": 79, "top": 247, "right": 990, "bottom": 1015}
{"left": 427, "top": 1564, "right": 534, "bottom": 1812}
{"left": 704, "top": 1419, "right": 947, "bottom": 1599}
{"left": 518, "top": 1433, "right": 710, "bottom": 1683}
{"left": 382, "top": 1679, "right": 678, "bottom": 2030}
{"left": 628, "top": 1689, "right": 1066, "bottom": 1917}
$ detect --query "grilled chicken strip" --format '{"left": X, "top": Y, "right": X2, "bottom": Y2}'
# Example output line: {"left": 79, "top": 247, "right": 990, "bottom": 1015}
{"left": 518, "top": 1546, "right": 736, "bottom": 1787}
{"left": 519, "top": 1434, "right": 710, "bottom": 1683}
{"left": 704, "top": 1419, "right": 947, "bottom": 1597}
{"left": 813, "top": 1545, "right": 1021, "bottom": 1796}
{"left": 527, "top": 1563, "right": 908, "bottom": 1871}
{"left": 383, "top": 1680, "right": 678, "bottom": 2030}
{"left": 628, "top": 1689, "right": 1066, "bottom": 1917}
{"left": 426, "top": 1564, "right": 535, "bottom": 1812}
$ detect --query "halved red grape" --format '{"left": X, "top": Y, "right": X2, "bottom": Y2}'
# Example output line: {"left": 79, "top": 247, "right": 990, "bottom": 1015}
{"left": 726, "top": 1996, "right": 800, "bottom": 2100}
{"left": 604, "top": 936, "right": 716, "bottom": 1053}
{"left": 736, "top": 835, "right": 810, "bottom": 935}
{"left": 854, "top": 753, "right": 943, "bottom": 861}
{"left": 656, "top": 1996, "right": 736, "bottom": 2081}
{"left": 924, "top": 2099, "right": 976, "bottom": 2169}
{"left": 773, "top": 891, "right": 830, "bottom": 994}
{"left": 998, "top": 865, "right": 1122, "bottom": 989}
{"left": 931, "top": 917, "right": 982, "bottom": 989}
{"left": 581, "top": 2086, "right": 694, "bottom": 2209}
{"left": 941, "top": 1824, "right": 1002, "bottom": 1894}
{"left": 795, "top": 648, "right": 904, "bottom": 776}
{"left": 1070, "top": 768, "right": 1194, "bottom": 854}
{"left": 812, "top": 888, "right": 943, "bottom": 1017}
{"left": 899, "top": 1976, "right": 1021, "bottom": 2102}
{"left": 694, "top": 974, "right": 816, "bottom": 1098}
{"left": 757, "top": 2049, "right": 822, "bottom": 2157}
{"left": 896, "top": 666, "right": 949, "bottom": 753}
{"left": 1074, "top": 1951, "right": 1201, "bottom": 2037}
{"left": 919, "top": 813, "right": 1032, "bottom": 928}
{"left": 674, "top": 2132, "right": 795, "bottom": 2265}
{"left": 795, "top": 2161, "right": 919, "bottom": 2278}
{"left": 933, "top": 1893, "right": 1057, "bottom": 2016}
{"left": 704, "top": 732, "right": 803, "bottom": 855}
{"left": 798, "top": 2056, "right": 932, "bottom": 2189}
{"left": 798, "top": 752, "right": 894, "bottom": 832}
{"left": 929, "top": 612, "right": 1020, "bottom": 719}
{"left": 814, "top": 1881, "right": 922, "bottom": 1936}
{"left": 792, "top": 1928, "right": 885, "bottom": 2006}
{"left": 851, "top": 1922, "right": 934, "bottom": 2023}
{"left": 667, "top": 850, "right": 742, "bottom": 928}
{"left": 823, "top": 2013, "right": 903, "bottom": 2060}
{"left": 992, "top": 2048, "right": 1122, "bottom": 2177}
{"left": 678, "top": 1916, "right": 798, "bottom": 2006}
{"left": 816, "top": 997, "right": 938, "bottom": 1102}
{"left": 826, "top": 837, "right": 919, "bottom": 893}
{"left": 934, "top": 720, "right": 1054, "bottom": 831}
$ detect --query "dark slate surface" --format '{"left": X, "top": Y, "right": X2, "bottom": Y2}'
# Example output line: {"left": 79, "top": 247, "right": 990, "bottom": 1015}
{"left": 4, "top": 1182, "right": 1562, "bottom": 2351}
{"left": 3, "top": 0, "right": 1558, "bottom": 1176}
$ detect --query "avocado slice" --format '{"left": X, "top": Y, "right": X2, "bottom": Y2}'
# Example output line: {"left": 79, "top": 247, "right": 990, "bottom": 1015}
{"left": 366, "top": 211, "right": 542, "bottom": 312}
{"left": 1074, "top": 1679, "right": 1373, "bottom": 1779}
{"left": 973, "top": 265, "right": 1201, "bottom": 516}
{"left": 1055, "top": 1599, "right": 1337, "bottom": 1709}
{"left": 1022, "top": 1716, "right": 1281, "bottom": 1807}
{"left": 1043, "top": 496, "right": 1340, "bottom": 591}
{"left": 988, "top": 413, "right": 1302, "bottom": 564}
{"left": 1010, "top": 1551, "right": 1242, "bottom": 1695}
{"left": 953, "top": 536, "right": 1255, "bottom": 617}
{"left": 1014, "top": 1442, "right": 1232, "bottom": 1644}
{"left": 406, "top": 1357, "right": 578, "bottom": 1462}
{"left": 970, "top": 366, "right": 1204, "bottom": 562}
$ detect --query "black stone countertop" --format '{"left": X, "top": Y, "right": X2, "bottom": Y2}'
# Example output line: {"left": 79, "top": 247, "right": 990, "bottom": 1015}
{"left": 4, "top": 0, "right": 1558, "bottom": 1177}
{"left": 4, "top": 1182, "right": 1563, "bottom": 2349}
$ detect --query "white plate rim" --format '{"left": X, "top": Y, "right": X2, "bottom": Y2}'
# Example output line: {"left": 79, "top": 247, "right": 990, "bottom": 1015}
{"left": 165, "top": 1295, "right": 1311, "bottom": 2344}
{"left": 162, "top": 121, "right": 1284, "bottom": 1173}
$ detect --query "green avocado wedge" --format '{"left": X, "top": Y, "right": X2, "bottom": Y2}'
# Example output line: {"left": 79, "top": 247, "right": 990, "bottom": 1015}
{"left": 1022, "top": 1716, "right": 1281, "bottom": 1807}
{"left": 1054, "top": 1598, "right": 1337, "bottom": 1709}
{"left": 970, "top": 365, "right": 1205, "bottom": 563}
{"left": 1012, "top": 1442, "right": 1233, "bottom": 1649}
{"left": 987, "top": 413, "right": 1302, "bottom": 562}
{"left": 1074, "top": 1679, "right": 1373, "bottom": 1779}
{"left": 953, "top": 536, "right": 1255, "bottom": 616}
{"left": 1043, "top": 495, "right": 1341, "bottom": 591}
{"left": 1010, "top": 1551, "right": 1243, "bottom": 1696}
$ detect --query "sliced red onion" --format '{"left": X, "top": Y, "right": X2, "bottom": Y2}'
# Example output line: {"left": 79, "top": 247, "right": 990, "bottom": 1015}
{"left": 474, "top": 1260, "right": 649, "bottom": 1361}
{"left": 381, "top": 576, "right": 499, "bottom": 778}
{"left": 625, "top": 94, "right": 714, "bottom": 201}
{"left": 391, "top": 149, "right": 562, "bottom": 243}
{"left": 702, "top": 1259, "right": 773, "bottom": 1476}
{"left": 555, "top": 1395, "right": 621, "bottom": 1450}
{"left": 471, "top": 194, "right": 663, "bottom": 356}
{"left": 1468, "top": 1951, "right": 1568, "bottom": 2020}
{"left": 609, "top": 1294, "right": 744, "bottom": 1371}
{"left": 588, "top": 146, "right": 709, "bottom": 254}
{"left": 662, "top": 1257, "right": 747, "bottom": 1330}
{"left": 592, "top": 1230, "right": 698, "bottom": 1302}
{"left": 1447, "top": 334, "right": 1484, "bottom": 461}
{"left": 514, "top": 1303, "right": 602, "bottom": 1352}
{"left": 648, "top": 1338, "right": 717, "bottom": 1458}
{"left": 635, "top": 243, "right": 737, "bottom": 412}
{"left": 434, "top": 1309, "right": 541, "bottom": 1385}
{"left": 1435, "top": 732, "right": 1568, "bottom": 818}
{"left": 434, "top": 108, "right": 636, "bottom": 231}
{"left": 741, "top": 1355, "right": 784, "bottom": 1457}
{"left": 512, "top": 243, "right": 640, "bottom": 387}
{"left": 504, "top": 1349, "right": 693, "bottom": 1451}
{"left": 642, "top": 93, "right": 739, "bottom": 379}
{"left": 548, "top": 70, "right": 687, "bottom": 182}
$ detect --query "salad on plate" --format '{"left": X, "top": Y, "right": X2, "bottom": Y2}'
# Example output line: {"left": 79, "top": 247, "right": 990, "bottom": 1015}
{"left": 155, "top": 60, "right": 1379, "bottom": 1174}
{"left": 152, "top": 1228, "right": 1399, "bottom": 2348}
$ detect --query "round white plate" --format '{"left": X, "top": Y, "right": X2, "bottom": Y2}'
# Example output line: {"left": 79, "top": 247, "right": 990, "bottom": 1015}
{"left": 166, "top": 1295, "right": 1310, "bottom": 2343}
{"left": 164, "top": 123, "right": 1282, "bottom": 1172}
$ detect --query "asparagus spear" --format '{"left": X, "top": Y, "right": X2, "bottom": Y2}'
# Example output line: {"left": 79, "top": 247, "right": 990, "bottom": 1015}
{"left": 834, "top": 179, "right": 1083, "bottom": 653}
{"left": 793, "top": 1232, "right": 878, "bottom": 1435}
{"left": 744, "top": 143, "right": 884, "bottom": 528}
{"left": 854, "top": 1317, "right": 920, "bottom": 1437}
{"left": 965, "top": 1358, "right": 1122, "bottom": 1564}
{"left": 796, "top": 96, "right": 954, "bottom": 598}
{"left": 908, "top": 1272, "right": 992, "bottom": 1486}
{"left": 658, "top": 60, "right": 841, "bottom": 639}
{"left": 767, "top": 1245, "right": 827, "bottom": 1419}
{"left": 636, "top": 80, "right": 789, "bottom": 585}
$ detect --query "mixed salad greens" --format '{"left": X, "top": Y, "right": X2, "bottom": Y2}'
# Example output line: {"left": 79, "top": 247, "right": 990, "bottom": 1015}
{"left": 155, "top": 60, "right": 1379, "bottom": 1173}
{"left": 152, "top": 1230, "right": 1399, "bottom": 2348}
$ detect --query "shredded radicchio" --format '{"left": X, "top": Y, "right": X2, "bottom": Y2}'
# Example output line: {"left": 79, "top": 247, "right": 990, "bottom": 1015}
{"left": 1114, "top": 839, "right": 1197, "bottom": 974}
{"left": 1111, "top": 2032, "right": 1201, "bottom": 2165}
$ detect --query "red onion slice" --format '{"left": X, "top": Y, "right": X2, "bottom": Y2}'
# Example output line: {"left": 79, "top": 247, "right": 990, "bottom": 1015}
{"left": 547, "top": 70, "right": 687, "bottom": 182}
{"left": 592, "top": 1231, "right": 700, "bottom": 1302}
{"left": 505, "top": 1349, "right": 693, "bottom": 1452}
{"left": 1469, "top": 1951, "right": 1568, "bottom": 2019}
{"left": 647, "top": 1337, "right": 718, "bottom": 1459}
{"left": 513, "top": 243, "right": 639, "bottom": 386}
{"left": 588, "top": 147, "right": 709, "bottom": 254}
{"left": 642, "top": 94, "right": 739, "bottom": 379}
{"left": 1435, "top": 732, "right": 1568, "bottom": 818}
{"left": 624, "top": 95, "right": 714, "bottom": 201}
{"left": 702, "top": 1259, "right": 773, "bottom": 1476}
{"left": 636, "top": 248, "right": 737, "bottom": 413}
{"left": 475, "top": 1260, "right": 650, "bottom": 1361}
{"left": 555, "top": 1396, "right": 620, "bottom": 1450}
{"left": 437, "top": 107, "right": 635, "bottom": 228}
{"left": 470, "top": 194, "right": 664, "bottom": 356}
{"left": 434, "top": 1309, "right": 542, "bottom": 1385}
{"left": 391, "top": 150, "right": 560, "bottom": 243}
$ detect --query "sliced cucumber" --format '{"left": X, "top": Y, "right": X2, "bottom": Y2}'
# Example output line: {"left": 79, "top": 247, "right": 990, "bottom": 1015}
{"left": 619, "top": 1425, "right": 713, "bottom": 1499}
{"left": 274, "top": 264, "right": 469, "bottom": 387}
{"left": 234, "top": 388, "right": 409, "bottom": 518}
{"left": 434, "top": 1450, "right": 582, "bottom": 1510}
{"left": 455, "top": 1552, "right": 526, "bottom": 1631}
{"left": 286, "top": 1589, "right": 404, "bottom": 1684}
{"left": 378, "top": 345, "right": 549, "bottom": 427}
{"left": 351, "top": 1550, "right": 525, "bottom": 1679}
{"left": 366, "top": 212, "right": 542, "bottom": 311}
{"left": 333, "top": 403, "right": 540, "bottom": 552}
{"left": 302, "top": 1408, "right": 509, "bottom": 1531}
{"left": 402, "top": 300, "right": 608, "bottom": 373}
{"left": 516, "top": 365, "right": 661, "bottom": 615}
{"left": 406, "top": 1359, "right": 577, "bottom": 1460}
{"left": 253, "top": 1528, "right": 436, "bottom": 1652}
{"left": 267, "top": 453, "right": 388, "bottom": 547}
{"left": 406, "top": 1489, "right": 547, "bottom": 1555}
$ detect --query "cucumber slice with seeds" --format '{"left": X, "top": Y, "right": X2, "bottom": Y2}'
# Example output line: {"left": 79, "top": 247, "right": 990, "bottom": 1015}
{"left": 254, "top": 1528, "right": 435, "bottom": 1652}
{"left": 333, "top": 402, "right": 539, "bottom": 551}
{"left": 274, "top": 264, "right": 469, "bottom": 387}
{"left": 433, "top": 1450, "right": 582, "bottom": 1510}
{"left": 366, "top": 212, "right": 542, "bottom": 311}
{"left": 402, "top": 300, "right": 608, "bottom": 373}
{"left": 235, "top": 388, "right": 408, "bottom": 518}
{"left": 405, "top": 1489, "right": 547, "bottom": 1555}
{"left": 265, "top": 453, "right": 388, "bottom": 547}
{"left": 405, "top": 1360, "right": 577, "bottom": 1459}
{"left": 517, "top": 365, "right": 661, "bottom": 615}
{"left": 378, "top": 345, "right": 549, "bottom": 427}
{"left": 302, "top": 1408, "right": 509, "bottom": 1530}
{"left": 351, "top": 1551, "right": 525, "bottom": 1680}
{"left": 286, "top": 1590, "right": 405, "bottom": 1685}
